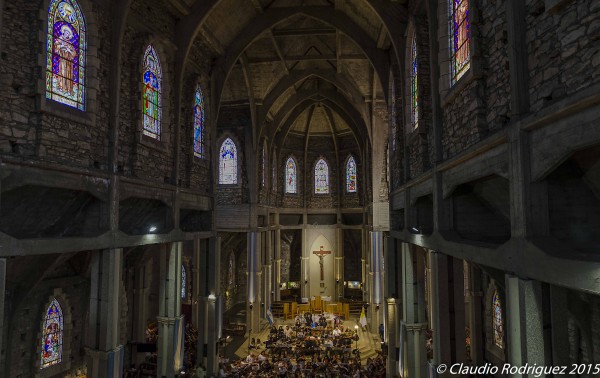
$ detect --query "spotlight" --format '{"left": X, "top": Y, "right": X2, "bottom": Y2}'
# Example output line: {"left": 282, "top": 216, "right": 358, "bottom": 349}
{"left": 249, "top": 303, "right": 253, "bottom": 310}
{"left": 149, "top": 226, "right": 157, "bottom": 233}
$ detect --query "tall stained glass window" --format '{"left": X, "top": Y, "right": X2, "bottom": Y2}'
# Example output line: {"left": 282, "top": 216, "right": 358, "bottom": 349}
{"left": 314, "top": 158, "right": 329, "bottom": 194}
{"left": 193, "top": 85, "right": 205, "bottom": 158}
{"left": 272, "top": 156, "right": 277, "bottom": 192}
{"left": 285, "top": 157, "right": 297, "bottom": 194}
{"left": 142, "top": 45, "right": 162, "bottom": 140}
{"left": 219, "top": 138, "right": 237, "bottom": 184}
{"left": 449, "top": 0, "right": 471, "bottom": 84}
{"left": 46, "top": 0, "right": 86, "bottom": 110}
{"left": 346, "top": 156, "right": 357, "bottom": 193}
{"left": 41, "top": 298, "right": 63, "bottom": 369}
{"left": 181, "top": 265, "right": 186, "bottom": 299}
{"left": 492, "top": 290, "right": 504, "bottom": 349}
{"left": 411, "top": 33, "right": 419, "bottom": 129}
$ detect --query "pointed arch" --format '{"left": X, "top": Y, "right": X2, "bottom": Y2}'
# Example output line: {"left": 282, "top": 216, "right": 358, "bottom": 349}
{"left": 346, "top": 155, "right": 357, "bottom": 193}
{"left": 41, "top": 298, "right": 63, "bottom": 368}
{"left": 314, "top": 158, "right": 329, "bottom": 194}
{"left": 219, "top": 138, "right": 237, "bottom": 184}
{"left": 142, "top": 44, "right": 162, "bottom": 140}
{"left": 46, "top": 0, "right": 86, "bottom": 110}
{"left": 285, "top": 157, "right": 297, "bottom": 194}
{"left": 193, "top": 84, "right": 205, "bottom": 158}
{"left": 492, "top": 289, "right": 504, "bottom": 349}
{"left": 449, "top": 0, "right": 471, "bottom": 84}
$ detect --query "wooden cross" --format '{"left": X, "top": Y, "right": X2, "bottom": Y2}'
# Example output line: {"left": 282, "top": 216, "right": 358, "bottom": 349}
{"left": 312, "top": 246, "right": 332, "bottom": 281}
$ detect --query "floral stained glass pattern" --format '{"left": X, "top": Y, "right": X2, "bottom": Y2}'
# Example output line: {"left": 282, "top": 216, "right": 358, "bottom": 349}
{"left": 346, "top": 156, "right": 357, "bottom": 193}
{"left": 493, "top": 290, "right": 504, "bottom": 349}
{"left": 142, "top": 45, "right": 162, "bottom": 140}
{"left": 314, "top": 158, "right": 329, "bottom": 194}
{"left": 193, "top": 85, "right": 205, "bottom": 158}
{"left": 449, "top": 0, "right": 471, "bottom": 84}
{"left": 181, "top": 265, "right": 186, "bottom": 299}
{"left": 41, "top": 299, "right": 63, "bottom": 369}
{"left": 285, "top": 157, "right": 297, "bottom": 194}
{"left": 411, "top": 33, "right": 419, "bottom": 129}
{"left": 46, "top": 0, "right": 86, "bottom": 110}
{"left": 219, "top": 138, "right": 237, "bottom": 184}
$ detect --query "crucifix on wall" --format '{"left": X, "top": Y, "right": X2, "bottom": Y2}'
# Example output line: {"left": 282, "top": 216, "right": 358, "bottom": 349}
{"left": 312, "top": 246, "right": 332, "bottom": 281}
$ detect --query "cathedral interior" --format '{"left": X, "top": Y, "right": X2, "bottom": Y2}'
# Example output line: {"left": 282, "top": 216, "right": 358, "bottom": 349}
{"left": 0, "top": 0, "right": 599, "bottom": 377}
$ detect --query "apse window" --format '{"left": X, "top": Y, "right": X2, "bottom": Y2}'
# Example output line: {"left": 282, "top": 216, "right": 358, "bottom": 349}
{"left": 314, "top": 158, "right": 329, "bottom": 194}
{"left": 219, "top": 138, "right": 237, "bottom": 184}
{"left": 142, "top": 45, "right": 162, "bottom": 140}
{"left": 285, "top": 157, "right": 297, "bottom": 194}
{"left": 46, "top": 0, "right": 86, "bottom": 110}
{"left": 346, "top": 156, "right": 357, "bottom": 193}
{"left": 41, "top": 298, "right": 63, "bottom": 369}
{"left": 193, "top": 85, "right": 205, "bottom": 158}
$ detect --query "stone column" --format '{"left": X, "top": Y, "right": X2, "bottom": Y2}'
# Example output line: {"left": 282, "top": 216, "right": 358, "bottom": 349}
{"left": 300, "top": 228, "right": 309, "bottom": 299}
{"left": 334, "top": 227, "right": 343, "bottom": 301}
{"left": 385, "top": 237, "right": 401, "bottom": 376}
{"left": 133, "top": 258, "right": 152, "bottom": 366}
{"left": 86, "top": 249, "right": 124, "bottom": 378}
{"left": 157, "top": 242, "right": 184, "bottom": 378}
{"left": 247, "top": 232, "right": 261, "bottom": 334}
{"left": 466, "top": 264, "right": 484, "bottom": 365}
{"left": 369, "top": 231, "right": 384, "bottom": 330}
{"left": 505, "top": 275, "right": 548, "bottom": 378}
{"left": 400, "top": 243, "right": 427, "bottom": 378}
{"left": 274, "top": 227, "right": 282, "bottom": 301}
{"left": 0, "top": 259, "right": 6, "bottom": 373}
{"left": 264, "top": 231, "right": 273, "bottom": 314}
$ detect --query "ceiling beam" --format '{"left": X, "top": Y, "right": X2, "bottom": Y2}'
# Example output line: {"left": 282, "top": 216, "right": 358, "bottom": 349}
{"left": 268, "top": 30, "right": 289, "bottom": 74}
{"left": 166, "top": 0, "right": 191, "bottom": 16}
{"left": 246, "top": 54, "right": 366, "bottom": 64}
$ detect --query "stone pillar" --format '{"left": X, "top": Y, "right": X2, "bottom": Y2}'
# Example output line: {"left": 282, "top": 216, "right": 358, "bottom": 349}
{"left": 386, "top": 298, "right": 400, "bottom": 377}
{"left": 0, "top": 259, "right": 6, "bottom": 373}
{"left": 369, "top": 231, "right": 384, "bottom": 330}
{"left": 157, "top": 242, "right": 184, "bottom": 378}
{"left": 430, "top": 251, "right": 450, "bottom": 366}
{"left": 450, "top": 258, "right": 467, "bottom": 364}
{"left": 133, "top": 259, "right": 152, "bottom": 366}
{"left": 506, "top": 275, "right": 548, "bottom": 378}
{"left": 86, "top": 249, "right": 124, "bottom": 378}
{"left": 247, "top": 232, "right": 261, "bottom": 334}
{"left": 300, "top": 228, "right": 309, "bottom": 299}
{"left": 264, "top": 231, "right": 273, "bottom": 314}
{"left": 467, "top": 264, "right": 484, "bottom": 365}
{"left": 400, "top": 243, "right": 427, "bottom": 378}
{"left": 274, "top": 228, "right": 281, "bottom": 301}
{"left": 334, "top": 227, "right": 344, "bottom": 301}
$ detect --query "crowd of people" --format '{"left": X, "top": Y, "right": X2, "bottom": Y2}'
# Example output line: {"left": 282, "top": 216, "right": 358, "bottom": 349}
{"left": 218, "top": 312, "right": 386, "bottom": 377}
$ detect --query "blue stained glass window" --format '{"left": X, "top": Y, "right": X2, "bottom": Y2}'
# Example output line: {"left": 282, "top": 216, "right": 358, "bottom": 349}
{"left": 219, "top": 138, "right": 237, "bottom": 184}
{"left": 411, "top": 33, "right": 419, "bottom": 129}
{"left": 493, "top": 290, "right": 504, "bottom": 349}
{"left": 46, "top": 0, "right": 86, "bottom": 110}
{"left": 314, "top": 158, "right": 329, "bottom": 194}
{"left": 449, "top": 0, "right": 471, "bottom": 84}
{"left": 41, "top": 298, "right": 63, "bottom": 369}
{"left": 346, "top": 156, "right": 357, "bottom": 193}
{"left": 193, "top": 85, "right": 205, "bottom": 158}
{"left": 285, "top": 157, "right": 297, "bottom": 194}
{"left": 142, "top": 45, "right": 162, "bottom": 140}
{"left": 181, "top": 265, "right": 186, "bottom": 299}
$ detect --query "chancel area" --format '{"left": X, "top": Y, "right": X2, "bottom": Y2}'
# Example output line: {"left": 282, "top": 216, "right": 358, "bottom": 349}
{"left": 1, "top": 0, "right": 600, "bottom": 377}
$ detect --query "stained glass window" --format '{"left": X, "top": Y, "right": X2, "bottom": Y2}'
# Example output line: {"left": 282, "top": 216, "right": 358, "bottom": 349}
{"left": 46, "top": 0, "right": 86, "bottom": 110}
{"left": 181, "top": 265, "right": 186, "bottom": 299}
{"left": 41, "top": 298, "right": 63, "bottom": 369}
{"left": 449, "top": 0, "right": 471, "bottom": 84}
{"left": 262, "top": 142, "right": 267, "bottom": 188}
{"left": 142, "top": 45, "right": 162, "bottom": 140}
{"left": 314, "top": 158, "right": 329, "bottom": 194}
{"left": 272, "top": 156, "right": 277, "bottom": 192}
{"left": 346, "top": 156, "right": 357, "bottom": 193}
{"left": 193, "top": 85, "right": 205, "bottom": 158}
{"left": 219, "top": 138, "right": 237, "bottom": 184}
{"left": 492, "top": 290, "right": 504, "bottom": 349}
{"left": 411, "top": 33, "right": 419, "bottom": 129}
{"left": 285, "top": 157, "right": 297, "bottom": 194}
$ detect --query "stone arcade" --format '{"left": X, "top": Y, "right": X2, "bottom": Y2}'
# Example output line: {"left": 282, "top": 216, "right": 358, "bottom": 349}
{"left": 0, "top": 0, "right": 599, "bottom": 377}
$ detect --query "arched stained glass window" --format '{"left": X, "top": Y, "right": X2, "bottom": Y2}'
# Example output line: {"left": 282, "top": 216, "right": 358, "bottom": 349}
{"left": 142, "top": 45, "right": 162, "bottom": 140}
{"left": 411, "top": 33, "right": 419, "bottom": 129}
{"left": 262, "top": 142, "right": 267, "bottom": 188}
{"left": 492, "top": 289, "right": 504, "bottom": 349}
{"left": 346, "top": 156, "right": 357, "bottom": 193}
{"left": 193, "top": 85, "right": 205, "bottom": 158}
{"left": 285, "top": 157, "right": 297, "bottom": 194}
{"left": 41, "top": 298, "right": 63, "bottom": 369}
{"left": 314, "top": 158, "right": 329, "bottom": 194}
{"left": 46, "top": 0, "right": 86, "bottom": 110}
{"left": 449, "top": 0, "right": 471, "bottom": 84}
{"left": 181, "top": 265, "right": 186, "bottom": 299}
{"left": 219, "top": 138, "right": 237, "bottom": 184}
